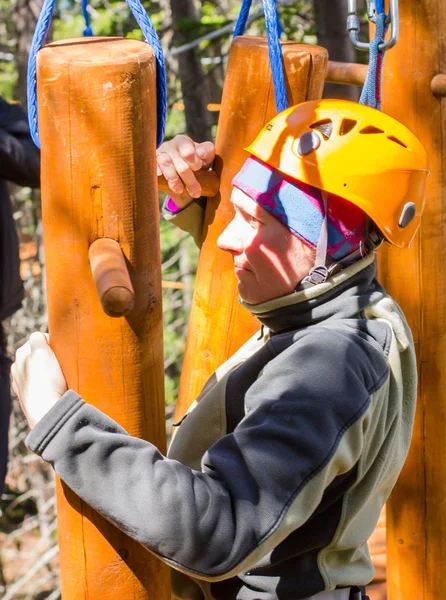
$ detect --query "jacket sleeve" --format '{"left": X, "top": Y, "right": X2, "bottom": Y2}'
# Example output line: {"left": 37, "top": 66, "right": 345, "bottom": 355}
{"left": 0, "top": 128, "right": 40, "bottom": 188}
{"left": 25, "top": 329, "right": 388, "bottom": 581}
{"left": 162, "top": 196, "right": 206, "bottom": 248}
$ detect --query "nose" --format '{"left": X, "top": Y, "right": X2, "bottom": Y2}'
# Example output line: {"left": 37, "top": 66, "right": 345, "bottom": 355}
{"left": 217, "top": 217, "right": 242, "bottom": 255}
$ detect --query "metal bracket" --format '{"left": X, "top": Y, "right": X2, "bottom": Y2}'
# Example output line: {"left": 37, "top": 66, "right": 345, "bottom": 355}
{"left": 347, "top": 0, "right": 399, "bottom": 52}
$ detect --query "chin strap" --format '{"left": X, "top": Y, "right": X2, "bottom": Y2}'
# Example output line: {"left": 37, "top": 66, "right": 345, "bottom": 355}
{"left": 301, "top": 191, "right": 330, "bottom": 286}
{"left": 299, "top": 194, "right": 384, "bottom": 290}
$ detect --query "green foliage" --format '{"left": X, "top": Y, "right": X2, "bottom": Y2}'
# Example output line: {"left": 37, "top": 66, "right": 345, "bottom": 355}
{"left": 0, "top": 0, "right": 16, "bottom": 100}
{"left": 165, "top": 107, "right": 186, "bottom": 139}
{"left": 160, "top": 215, "right": 199, "bottom": 402}
{"left": 201, "top": 2, "right": 228, "bottom": 27}
{"left": 54, "top": 4, "right": 127, "bottom": 39}
{"left": 0, "top": 61, "right": 17, "bottom": 101}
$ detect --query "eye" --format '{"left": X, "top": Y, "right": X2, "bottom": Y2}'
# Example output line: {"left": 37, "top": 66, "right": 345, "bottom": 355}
{"left": 240, "top": 210, "right": 261, "bottom": 227}
{"left": 247, "top": 215, "right": 260, "bottom": 227}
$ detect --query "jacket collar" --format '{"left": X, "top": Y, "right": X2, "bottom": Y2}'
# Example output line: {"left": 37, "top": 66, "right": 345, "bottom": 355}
{"left": 240, "top": 253, "right": 384, "bottom": 334}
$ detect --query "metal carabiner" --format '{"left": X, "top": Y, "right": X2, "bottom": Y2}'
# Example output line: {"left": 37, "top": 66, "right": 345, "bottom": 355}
{"left": 346, "top": 0, "right": 399, "bottom": 52}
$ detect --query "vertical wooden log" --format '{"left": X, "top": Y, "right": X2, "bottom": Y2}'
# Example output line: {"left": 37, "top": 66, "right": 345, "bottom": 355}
{"left": 175, "top": 37, "right": 328, "bottom": 420}
{"left": 379, "top": 2, "right": 446, "bottom": 599}
{"left": 37, "top": 38, "right": 170, "bottom": 599}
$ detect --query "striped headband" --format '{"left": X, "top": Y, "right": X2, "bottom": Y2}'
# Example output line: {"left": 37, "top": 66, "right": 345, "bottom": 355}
{"left": 232, "top": 156, "right": 367, "bottom": 262}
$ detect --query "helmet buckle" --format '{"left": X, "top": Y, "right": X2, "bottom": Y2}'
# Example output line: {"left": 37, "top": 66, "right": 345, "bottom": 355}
{"left": 304, "top": 265, "right": 329, "bottom": 285}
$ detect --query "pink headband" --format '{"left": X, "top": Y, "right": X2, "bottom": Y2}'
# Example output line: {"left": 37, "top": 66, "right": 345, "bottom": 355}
{"left": 232, "top": 156, "right": 367, "bottom": 261}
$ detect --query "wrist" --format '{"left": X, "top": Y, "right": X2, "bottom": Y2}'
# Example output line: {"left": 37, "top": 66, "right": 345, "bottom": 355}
{"left": 165, "top": 194, "right": 196, "bottom": 212}
{"left": 26, "top": 392, "right": 63, "bottom": 429}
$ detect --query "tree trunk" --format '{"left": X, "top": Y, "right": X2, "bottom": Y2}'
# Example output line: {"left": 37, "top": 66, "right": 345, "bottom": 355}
{"left": 313, "top": 0, "right": 360, "bottom": 101}
{"left": 10, "top": 0, "right": 46, "bottom": 108}
{"left": 169, "top": 0, "right": 212, "bottom": 141}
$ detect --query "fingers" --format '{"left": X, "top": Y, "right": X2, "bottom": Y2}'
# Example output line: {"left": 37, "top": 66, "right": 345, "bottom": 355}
{"left": 157, "top": 135, "right": 216, "bottom": 198}
{"left": 28, "top": 331, "right": 50, "bottom": 351}
{"left": 156, "top": 150, "right": 186, "bottom": 195}
{"left": 177, "top": 135, "right": 206, "bottom": 172}
{"left": 195, "top": 141, "right": 215, "bottom": 168}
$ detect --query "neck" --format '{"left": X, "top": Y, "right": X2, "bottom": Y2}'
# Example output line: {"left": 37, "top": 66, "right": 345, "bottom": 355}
{"left": 240, "top": 253, "right": 382, "bottom": 334}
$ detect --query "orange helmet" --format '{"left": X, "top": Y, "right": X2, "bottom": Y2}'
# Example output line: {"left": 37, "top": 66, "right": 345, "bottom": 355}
{"left": 246, "top": 99, "right": 429, "bottom": 248}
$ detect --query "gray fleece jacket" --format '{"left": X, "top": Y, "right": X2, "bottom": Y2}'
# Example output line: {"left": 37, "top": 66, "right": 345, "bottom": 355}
{"left": 26, "top": 252, "right": 416, "bottom": 600}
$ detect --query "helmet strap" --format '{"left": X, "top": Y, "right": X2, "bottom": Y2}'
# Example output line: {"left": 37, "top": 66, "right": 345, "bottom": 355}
{"left": 297, "top": 197, "right": 385, "bottom": 291}
{"left": 364, "top": 217, "right": 385, "bottom": 251}
{"left": 301, "top": 191, "right": 330, "bottom": 286}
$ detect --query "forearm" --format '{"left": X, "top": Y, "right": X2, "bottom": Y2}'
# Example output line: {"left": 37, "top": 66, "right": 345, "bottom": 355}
{"left": 25, "top": 391, "right": 253, "bottom": 578}
{"left": 162, "top": 196, "right": 206, "bottom": 248}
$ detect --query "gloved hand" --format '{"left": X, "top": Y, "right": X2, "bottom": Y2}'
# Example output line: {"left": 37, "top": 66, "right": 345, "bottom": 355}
{"left": 156, "top": 134, "right": 215, "bottom": 206}
{"left": 11, "top": 332, "right": 67, "bottom": 429}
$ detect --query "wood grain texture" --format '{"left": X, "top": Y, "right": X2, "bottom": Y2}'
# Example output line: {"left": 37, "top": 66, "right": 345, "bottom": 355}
{"left": 174, "top": 37, "right": 328, "bottom": 422}
{"left": 378, "top": 1, "right": 446, "bottom": 598}
{"left": 37, "top": 37, "right": 170, "bottom": 599}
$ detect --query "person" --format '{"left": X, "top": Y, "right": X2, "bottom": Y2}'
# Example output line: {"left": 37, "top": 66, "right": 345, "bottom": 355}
{"left": 12, "top": 99, "right": 428, "bottom": 600}
{"left": 0, "top": 97, "right": 40, "bottom": 495}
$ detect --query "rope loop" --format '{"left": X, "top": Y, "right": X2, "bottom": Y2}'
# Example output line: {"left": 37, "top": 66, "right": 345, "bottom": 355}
{"left": 359, "top": 13, "right": 388, "bottom": 110}
{"left": 27, "top": 0, "right": 166, "bottom": 148}
{"left": 233, "top": 0, "right": 288, "bottom": 114}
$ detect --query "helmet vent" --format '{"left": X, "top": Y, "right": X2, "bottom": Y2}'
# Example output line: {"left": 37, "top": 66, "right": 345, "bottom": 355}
{"left": 310, "top": 119, "right": 333, "bottom": 140}
{"left": 388, "top": 136, "right": 408, "bottom": 148}
{"left": 339, "top": 119, "right": 357, "bottom": 136}
{"left": 360, "top": 126, "right": 385, "bottom": 134}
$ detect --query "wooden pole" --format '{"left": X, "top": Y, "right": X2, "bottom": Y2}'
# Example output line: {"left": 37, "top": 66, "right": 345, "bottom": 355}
{"left": 175, "top": 37, "right": 327, "bottom": 421}
{"left": 379, "top": 2, "right": 446, "bottom": 598}
{"left": 37, "top": 38, "right": 170, "bottom": 599}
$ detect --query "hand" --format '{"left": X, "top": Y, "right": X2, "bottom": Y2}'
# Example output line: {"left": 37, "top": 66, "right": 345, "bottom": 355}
{"left": 11, "top": 332, "right": 68, "bottom": 429}
{"left": 156, "top": 134, "right": 215, "bottom": 201}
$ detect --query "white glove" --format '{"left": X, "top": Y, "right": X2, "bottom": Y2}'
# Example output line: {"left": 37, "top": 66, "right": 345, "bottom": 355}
{"left": 11, "top": 332, "right": 68, "bottom": 429}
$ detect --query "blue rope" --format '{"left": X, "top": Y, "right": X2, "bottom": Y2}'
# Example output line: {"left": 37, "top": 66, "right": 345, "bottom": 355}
{"left": 375, "top": 0, "right": 385, "bottom": 15}
{"left": 81, "top": 0, "right": 94, "bottom": 36}
{"left": 359, "top": 13, "right": 387, "bottom": 110}
{"left": 233, "top": 0, "right": 287, "bottom": 114}
{"left": 27, "top": 0, "right": 166, "bottom": 148}
{"left": 125, "top": 0, "right": 166, "bottom": 147}
{"left": 233, "top": 0, "right": 252, "bottom": 36}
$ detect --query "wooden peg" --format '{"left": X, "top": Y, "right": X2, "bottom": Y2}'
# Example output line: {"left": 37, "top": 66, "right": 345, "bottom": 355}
{"left": 89, "top": 238, "right": 135, "bottom": 317}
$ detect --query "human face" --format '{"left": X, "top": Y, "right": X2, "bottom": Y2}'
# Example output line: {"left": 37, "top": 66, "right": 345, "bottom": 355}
{"left": 217, "top": 187, "right": 314, "bottom": 305}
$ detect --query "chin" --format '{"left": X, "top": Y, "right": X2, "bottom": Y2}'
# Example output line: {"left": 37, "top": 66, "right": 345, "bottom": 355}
{"left": 238, "top": 287, "right": 269, "bottom": 305}
{"left": 239, "top": 284, "right": 293, "bottom": 305}
{"left": 237, "top": 284, "right": 256, "bottom": 305}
